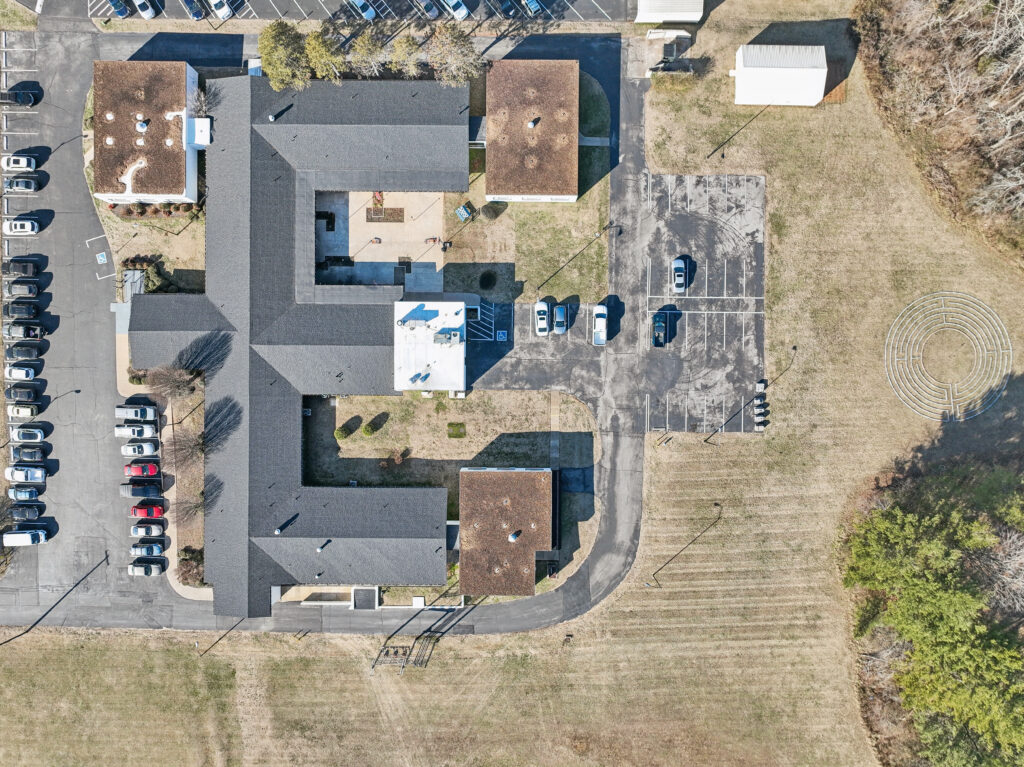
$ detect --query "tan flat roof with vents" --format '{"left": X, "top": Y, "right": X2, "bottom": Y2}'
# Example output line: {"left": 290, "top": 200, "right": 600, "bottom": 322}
{"left": 93, "top": 61, "right": 187, "bottom": 196}
{"left": 485, "top": 60, "right": 579, "bottom": 199}
{"left": 458, "top": 468, "right": 553, "bottom": 596}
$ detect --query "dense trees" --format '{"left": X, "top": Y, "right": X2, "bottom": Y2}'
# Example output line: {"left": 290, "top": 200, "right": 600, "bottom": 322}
{"left": 845, "top": 471, "right": 1024, "bottom": 766}
{"left": 426, "top": 24, "right": 484, "bottom": 86}
{"left": 257, "top": 21, "right": 310, "bottom": 92}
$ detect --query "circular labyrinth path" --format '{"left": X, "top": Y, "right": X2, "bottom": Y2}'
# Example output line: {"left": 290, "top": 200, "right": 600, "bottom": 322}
{"left": 885, "top": 292, "right": 1012, "bottom": 421}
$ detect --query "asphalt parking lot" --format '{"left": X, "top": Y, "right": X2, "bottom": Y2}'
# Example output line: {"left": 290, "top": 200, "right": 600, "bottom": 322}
{"left": 88, "top": 0, "right": 630, "bottom": 23}
{"left": 640, "top": 174, "right": 766, "bottom": 434}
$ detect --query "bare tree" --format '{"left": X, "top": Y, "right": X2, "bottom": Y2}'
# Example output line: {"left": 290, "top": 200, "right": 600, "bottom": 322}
{"left": 969, "top": 523, "right": 1024, "bottom": 616}
{"left": 147, "top": 365, "right": 198, "bottom": 401}
{"left": 426, "top": 24, "right": 483, "bottom": 87}
{"left": 171, "top": 424, "right": 205, "bottom": 469}
{"left": 188, "top": 81, "right": 221, "bottom": 118}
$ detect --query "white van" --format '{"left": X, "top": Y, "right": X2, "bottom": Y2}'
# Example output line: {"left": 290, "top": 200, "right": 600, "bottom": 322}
{"left": 2, "top": 528, "right": 47, "bottom": 546}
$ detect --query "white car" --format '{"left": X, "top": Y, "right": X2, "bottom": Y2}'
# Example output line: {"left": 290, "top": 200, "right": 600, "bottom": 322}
{"left": 131, "top": 523, "right": 162, "bottom": 537}
{"left": 2, "top": 219, "right": 38, "bottom": 236}
{"left": 671, "top": 256, "right": 688, "bottom": 294}
{"left": 7, "top": 403, "right": 37, "bottom": 419}
{"left": 209, "top": 0, "right": 233, "bottom": 19}
{"left": 534, "top": 300, "right": 550, "bottom": 337}
{"left": 442, "top": 0, "right": 470, "bottom": 17}
{"left": 128, "top": 560, "right": 165, "bottom": 577}
{"left": 9, "top": 425, "right": 43, "bottom": 442}
{"left": 5, "top": 364, "right": 34, "bottom": 381}
{"left": 115, "top": 423, "right": 158, "bottom": 439}
{"left": 115, "top": 404, "right": 157, "bottom": 421}
{"left": 1, "top": 154, "right": 35, "bottom": 172}
{"left": 121, "top": 441, "right": 157, "bottom": 457}
{"left": 132, "top": 0, "right": 156, "bottom": 17}
{"left": 5, "top": 465, "right": 45, "bottom": 483}
{"left": 348, "top": 0, "right": 376, "bottom": 19}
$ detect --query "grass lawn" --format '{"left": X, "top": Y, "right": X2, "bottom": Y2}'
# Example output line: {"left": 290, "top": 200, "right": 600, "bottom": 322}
{"left": 0, "top": 0, "right": 35, "bottom": 29}
{"left": 443, "top": 147, "right": 610, "bottom": 304}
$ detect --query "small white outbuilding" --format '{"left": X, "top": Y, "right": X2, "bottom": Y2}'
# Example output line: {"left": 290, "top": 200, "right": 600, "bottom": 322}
{"left": 634, "top": 0, "right": 703, "bottom": 24}
{"left": 729, "top": 44, "right": 828, "bottom": 107}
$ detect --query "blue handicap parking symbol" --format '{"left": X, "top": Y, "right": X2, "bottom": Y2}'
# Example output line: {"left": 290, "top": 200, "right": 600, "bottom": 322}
{"left": 95, "top": 251, "right": 108, "bottom": 265}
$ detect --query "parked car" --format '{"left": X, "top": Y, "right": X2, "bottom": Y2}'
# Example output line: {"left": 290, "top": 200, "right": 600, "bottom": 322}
{"left": 5, "top": 384, "right": 35, "bottom": 401}
{"left": 499, "top": 0, "right": 517, "bottom": 15}
{"left": 11, "top": 445, "right": 44, "bottom": 462}
{"left": 0, "top": 154, "right": 35, "bottom": 173}
{"left": 8, "top": 485, "right": 39, "bottom": 501}
{"left": 534, "top": 300, "right": 550, "bottom": 337}
{"left": 10, "top": 504, "right": 42, "bottom": 521}
{"left": 672, "top": 256, "right": 688, "bottom": 294}
{"left": 180, "top": 0, "right": 205, "bottom": 19}
{"left": 131, "top": 0, "right": 156, "bottom": 17}
{"left": 124, "top": 462, "right": 159, "bottom": 478}
{"left": 553, "top": 304, "right": 568, "bottom": 335}
{"left": 131, "top": 523, "right": 162, "bottom": 537}
{"left": 592, "top": 304, "right": 607, "bottom": 346}
{"left": 522, "top": 0, "right": 542, "bottom": 15}
{"left": 130, "top": 542, "right": 164, "bottom": 557}
{"left": 5, "top": 344, "right": 39, "bottom": 361}
{"left": 2, "top": 528, "right": 47, "bottom": 546}
{"left": 3, "top": 176, "right": 37, "bottom": 193}
{"left": 415, "top": 0, "right": 439, "bottom": 17}
{"left": 114, "top": 423, "right": 157, "bottom": 439}
{"left": 121, "top": 441, "right": 157, "bottom": 457}
{"left": 121, "top": 483, "right": 162, "bottom": 499}
{"left": 651, "top": 312, "right": 667, "bottom": 347}
{"left": 5, "top": 465, "right": 45, "bottom": 483}
{"left": 7, "top": 403, "right": 38, "bottom": 419}
{"left": 105, "top": 0, "right": 130, "bottom": 17}
{"left": 9, "top": 425, "right": 44, "bottom": 442}
{"left": 130, "top": 502, "right": 164, "bottom": 518}
{"left": 2, "top": 219, "right": 39, "bottom": 236}
{"left": 348, "top": 0, "right": 376, "bottom": 19}
{"left": 3, "top": 302, "right": 37, "bottom": 320}
{"left": 128, "top": 560, "right": 165, "bottom": 577}
{"left": 3, "top": 323, "right": 45, "bottom": 340}
{"left": 209, "top": 0, "right": 233, "bottom": 19}
{"left": 0, "top": 90, "right": 36, "bottom": 107}
{"left": 441, "top": 0, "right": 470, "bottom": 18}
{"left": 5, "top": 364, "right": 35, "bottom": 381}
{"left": 115, "top": 404, "right": 157, "bottom": 421}
{"left": 2, "top": 259, "right": 37, "bottom": 278}
{"left": 3, "top": 280, "right": 37, "bottom": 298}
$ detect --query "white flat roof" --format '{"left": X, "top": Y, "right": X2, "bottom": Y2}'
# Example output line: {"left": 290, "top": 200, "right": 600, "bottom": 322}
{"left": 739, "top": 44, "right": 827, "bottom": 70}
{"left": 634, "top": 0, "right": 702, "bottom": 23}
{"left": 393, "top": 301, "right": 467, "bottom": 392}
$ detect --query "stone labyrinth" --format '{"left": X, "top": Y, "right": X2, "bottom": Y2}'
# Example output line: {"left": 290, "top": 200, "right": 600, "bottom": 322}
{"left": 885, "top": 292, "right": 1013, "bottom": 421}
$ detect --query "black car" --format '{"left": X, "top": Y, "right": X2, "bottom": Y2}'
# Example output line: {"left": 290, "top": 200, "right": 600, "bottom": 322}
{"left": 11, "top": 445, "right": 44, "bottom": 462}
{"left": 0, "top": 90, "right": 37, "bottom": 107}
{"left": 651, "top": 312, "right": 667, "bottom": 347}
{"left": 10, "top": 504, "right": 41, "bottom": 521}
{"left": 5, "top": 344, "right": 39, "bottom": 361}
{"left": 119, "top": 481, "right": 162, "bottom": 499}
{"left": 2, "top": 302, "right": 37, "bottom": 320}
{"left": 1, "top": 260, "right": 36, "bottom": 278}
{"left": 3, "top": 176, "right": 37, "bottom": 194}
{"left": 499, "top": 0, "right": 517, "bottom": 15}
{"left": 5, "top": 385, "right": 34, "bottom": 402}
{"left": 181, "top": 0, "right": 205, "bottom": 19}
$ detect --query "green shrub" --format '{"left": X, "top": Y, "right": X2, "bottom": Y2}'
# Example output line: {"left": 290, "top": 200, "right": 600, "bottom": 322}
{"left": 447, "top": 422, "right": 466, "bottom": 438}
{"left": 334, "top": 425, "right": 351, "bottom": 441}
{"left": 362, "top": 423, "right": 374, "bottom": 436}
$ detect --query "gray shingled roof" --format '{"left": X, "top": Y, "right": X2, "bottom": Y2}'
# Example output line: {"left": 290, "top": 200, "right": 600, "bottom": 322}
{"left": 127, "top": 75, "right": 467, "bottom": 618}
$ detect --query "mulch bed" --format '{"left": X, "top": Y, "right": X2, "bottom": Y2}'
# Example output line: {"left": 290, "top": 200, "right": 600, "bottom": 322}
{"left": 366, "top": 207, "right": 405, "bottom": 223}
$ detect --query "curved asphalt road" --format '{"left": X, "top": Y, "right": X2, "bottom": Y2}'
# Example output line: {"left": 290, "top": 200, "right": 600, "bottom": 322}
{"left": 0, "top": 15, "right": 651, "bottom": 636}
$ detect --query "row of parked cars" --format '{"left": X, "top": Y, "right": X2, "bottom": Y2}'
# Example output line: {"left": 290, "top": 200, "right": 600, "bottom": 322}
{"left": 347, "top": 0, "right": 542, "bottom": 22}
{"left": 105, "top": 0, "right": 234, "bottom": 20}
{"left": 533, "top": 300, "right": 609, "bottom": 346}
{"left": 1, "top": 243, "right": 48, "bottom": 546}
{"left": 116, "top": 404, "right": 167, "bottom": 577}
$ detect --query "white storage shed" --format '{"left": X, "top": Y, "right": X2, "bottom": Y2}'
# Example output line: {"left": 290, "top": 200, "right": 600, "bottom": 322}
{"left": 634, "top": 0, "right": 703, "bottom": 24}
{"left": 729, "top": 44, "right": 828, "bottom": 106}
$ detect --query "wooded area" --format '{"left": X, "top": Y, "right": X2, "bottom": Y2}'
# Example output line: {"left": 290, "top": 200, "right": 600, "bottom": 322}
{"left": 856, "top": 0, "right": 1024, "bottom": 252}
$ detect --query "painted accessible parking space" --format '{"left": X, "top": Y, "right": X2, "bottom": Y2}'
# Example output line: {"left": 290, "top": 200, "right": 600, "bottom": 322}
{"left": 641, "top": 174, "right": 766, "bottom": 434}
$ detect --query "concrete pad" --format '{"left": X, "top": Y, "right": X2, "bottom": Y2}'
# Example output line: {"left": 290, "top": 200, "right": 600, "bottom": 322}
{"left": 348, "top": 191, "right": 445, "bottom": 267}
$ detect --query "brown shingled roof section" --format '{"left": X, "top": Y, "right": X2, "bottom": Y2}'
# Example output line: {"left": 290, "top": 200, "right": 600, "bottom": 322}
{"left": 485, "top": 60, "right": 579, "bottom": 198}
{"left": 93, "top": 61, "right": 187, "bottom": 196}
{"left": 458, "top": 468, "right": 553, "bottom": 596}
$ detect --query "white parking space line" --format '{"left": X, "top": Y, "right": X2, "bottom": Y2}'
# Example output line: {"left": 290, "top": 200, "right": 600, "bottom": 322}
{"left": 317, "top": 0, "right": 334, "bottom": 15}
{"left": 292, "top": 0, "right": 309, "bottom": 15}
{"left": 241, "top": 0, "right": 260, "bottom": 18}
{"left": 555, "top": 0, "right": 583, "bottom": 20}
{"left": 535, "top": 0, "right": 554, "bottom": 19}
{"left": 587, "top": 0, "right": 610, "bottom": 19}
{"left": 265, "top": 0, "right": 284, "bottom": 17}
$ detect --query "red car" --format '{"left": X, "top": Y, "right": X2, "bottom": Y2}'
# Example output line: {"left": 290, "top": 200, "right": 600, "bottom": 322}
{"left": 123, "top": 462, "right": 159, "bottom": 478}
{"left": 130, "top": 503, "right": 164, "bottom": 518}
